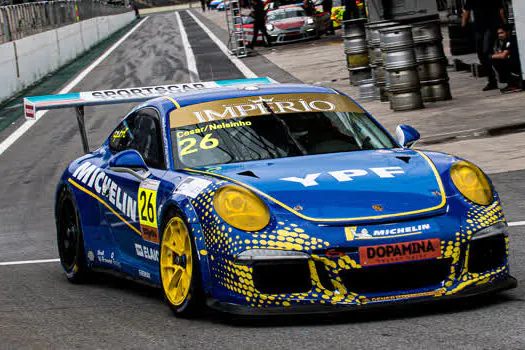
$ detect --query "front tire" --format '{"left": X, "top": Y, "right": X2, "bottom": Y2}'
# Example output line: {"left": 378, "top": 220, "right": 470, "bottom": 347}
{"left": 56, "top": 188, "right": 90, "bottom": 283}
{"left": 160, "top": 211, "right": 203, "bottom": 317}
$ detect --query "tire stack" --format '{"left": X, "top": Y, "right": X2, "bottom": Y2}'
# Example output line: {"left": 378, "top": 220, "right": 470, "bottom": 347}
{"left": 380, "top": 25, "right": 424, "bottom": 111}
{"left": 365, "top": 21, "right": 398, "bottom": 102}
{"left": 342, "top": 19, "right": 372, "bottom": 86}
{"left": 412, "top": 20, "right": 452, "bottom": 102}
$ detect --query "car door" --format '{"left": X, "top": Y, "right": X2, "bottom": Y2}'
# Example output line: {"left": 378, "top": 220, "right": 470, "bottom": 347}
{"left": 104, "top": 107, "right": 167, "bottom": 276}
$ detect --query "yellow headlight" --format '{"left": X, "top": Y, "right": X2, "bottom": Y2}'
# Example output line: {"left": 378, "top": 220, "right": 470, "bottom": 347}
{"left": 450, "top": 161, "right": 493, "bottom": 206}
{"left": 213, "top": 185, "right": 270, "bottom": 232}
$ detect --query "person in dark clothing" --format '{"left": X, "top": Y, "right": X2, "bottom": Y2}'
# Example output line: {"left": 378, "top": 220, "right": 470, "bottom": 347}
{"left": 200, "top": 0, "right": 206, "bottom": 12}
{"left": 490, "top": 24, "right": 522, "bottom": 93}
{"left": 462, "top": 0, "right": 506, "bottom": 91}
{"left": 129, "top": 0, "right": 140, "bottom": 19}
{"left": 247, "top": 0, "right": 272, "bottom": 49}
{"left": 302, "top": 0, "right": 315, "bottom": 16}
{"left": 322, "top": 0, "right": 334, "bottom": 34}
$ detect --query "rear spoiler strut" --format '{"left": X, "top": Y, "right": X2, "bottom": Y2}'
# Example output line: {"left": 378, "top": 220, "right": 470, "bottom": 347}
{"left": 23, "top": 77, "right": 277, "bottom": 153}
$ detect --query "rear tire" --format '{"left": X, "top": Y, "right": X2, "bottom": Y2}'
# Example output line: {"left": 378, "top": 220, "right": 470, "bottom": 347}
{"left": 159, "top": 209, "right": 204, "bottom": 318}
{"left": 56, "top": 188, "right": 90, "bottom": 283}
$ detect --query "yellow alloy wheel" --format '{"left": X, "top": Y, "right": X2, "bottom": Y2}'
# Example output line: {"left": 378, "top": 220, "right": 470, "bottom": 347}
{"left": 160, "top": 217, "right": 193, "bottom": 307}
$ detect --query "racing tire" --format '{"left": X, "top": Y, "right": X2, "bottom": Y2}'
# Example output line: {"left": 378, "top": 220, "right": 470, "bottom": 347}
{"left": 159, "top": 209, "right": 204, "bottom": 318}
{"left": 56, "top": 188, "right": 90, "bottom": 283}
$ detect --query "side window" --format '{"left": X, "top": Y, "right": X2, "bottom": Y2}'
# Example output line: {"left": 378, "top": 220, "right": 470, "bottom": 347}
{"left": 109, "top": 109, "right": 166, "bottom": 169}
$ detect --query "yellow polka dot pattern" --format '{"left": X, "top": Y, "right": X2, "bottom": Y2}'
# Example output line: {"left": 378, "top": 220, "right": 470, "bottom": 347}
{"left": 179, "top": 178, "right": 510, "bottom": 309}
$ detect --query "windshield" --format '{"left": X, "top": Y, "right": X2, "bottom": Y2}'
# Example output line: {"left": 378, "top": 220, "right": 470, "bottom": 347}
{"left": 267, "top": 8, "right": 306, "bottom": 21}
{"left": 170, "top": 93, "right": 397, "bottom": 168}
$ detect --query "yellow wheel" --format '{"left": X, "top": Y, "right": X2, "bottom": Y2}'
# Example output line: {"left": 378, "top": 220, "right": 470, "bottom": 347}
{"left": 160, "top": 213, "right": 202, "bottom": 317}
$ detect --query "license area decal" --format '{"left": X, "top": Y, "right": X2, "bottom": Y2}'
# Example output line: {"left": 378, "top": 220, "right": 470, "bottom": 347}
{"left": 359, "top": 238, "right": 441, "bottom": 266}
{"left": 138, "top": 179, "right": 161, "bottom": 244}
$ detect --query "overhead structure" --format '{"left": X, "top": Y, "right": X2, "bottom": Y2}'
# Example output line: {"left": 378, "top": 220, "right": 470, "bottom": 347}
{"left": 224, "top": 0, "right": 248, "bottom": 58}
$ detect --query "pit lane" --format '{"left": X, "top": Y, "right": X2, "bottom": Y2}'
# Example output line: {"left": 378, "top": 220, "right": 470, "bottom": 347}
{"left": 1, "top": 9, "right": 525, "bottom": 349}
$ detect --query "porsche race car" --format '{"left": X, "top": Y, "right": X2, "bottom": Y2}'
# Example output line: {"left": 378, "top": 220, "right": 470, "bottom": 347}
{"left": 264, "top": 5, "right": 330, "bottom": 43}
{"left": 24, "top": 77, "right": 516, "bottom": 317}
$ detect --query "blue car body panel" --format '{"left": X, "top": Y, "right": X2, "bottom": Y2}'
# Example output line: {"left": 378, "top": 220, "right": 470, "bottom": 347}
{"left": 55, "top": 83, "right": 514, "bottom": 312}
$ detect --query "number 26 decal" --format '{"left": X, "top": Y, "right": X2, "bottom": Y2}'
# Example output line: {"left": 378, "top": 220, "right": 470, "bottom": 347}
{"left": 179, "top": 133, "right": 219, "bottom": 157}
{"left": 138, "top": 179, "right": 160, "bottom": 244}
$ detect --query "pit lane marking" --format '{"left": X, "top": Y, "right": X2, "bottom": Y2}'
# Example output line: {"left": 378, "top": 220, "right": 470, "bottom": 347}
{"left": 1, "top": 221, "right": 525, "bottom": 266}
{"left": 185, "top": 10, "right": 257, "bottom": 78}
{"left": 0, "top": 17, "right": 150, "bottom": 157}
{"left": 175, "top": 11, "right": 199, "bottom": 82}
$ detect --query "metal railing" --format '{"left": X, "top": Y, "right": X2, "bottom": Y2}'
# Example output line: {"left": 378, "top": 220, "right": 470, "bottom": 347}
{"left": 0, "top": 0, "right": 130, "bottom": 43}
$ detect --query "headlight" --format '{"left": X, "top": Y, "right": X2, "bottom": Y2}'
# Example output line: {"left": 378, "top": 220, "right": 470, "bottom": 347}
{"left": 266, "top": 24, "right": 274, "bottom": 31}
{"left": 213, "top": 185, "right": 270, "bottom": 231}
{"left": 307, "top": 17, "right": 314, "bottom": 25}
{"left": 450, "top": 161, "right": 493, "bottom": 206}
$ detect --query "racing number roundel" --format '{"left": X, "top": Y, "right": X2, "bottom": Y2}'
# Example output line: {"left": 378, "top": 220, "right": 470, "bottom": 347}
{"left": 138, "top": 179, "right": 160, "bottom": 244}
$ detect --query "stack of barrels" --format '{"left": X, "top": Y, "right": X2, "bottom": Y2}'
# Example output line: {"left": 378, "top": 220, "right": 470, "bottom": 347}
{"left": 412, "top": 20, "right": 451, "bottom": 102}
{"left": 380, "top": 25, "right": 424, "bottom": 111}
{"left": 342, "top": 19, "right": 372, "bottom": 86}
{"left": 365, "top": 21, "right": 398, "bottom": 102}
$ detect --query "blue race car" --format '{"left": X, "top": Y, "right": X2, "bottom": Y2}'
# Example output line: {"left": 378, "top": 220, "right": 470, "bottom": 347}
{"left": 24, "top": 77, "right": 516, "bottom": 317}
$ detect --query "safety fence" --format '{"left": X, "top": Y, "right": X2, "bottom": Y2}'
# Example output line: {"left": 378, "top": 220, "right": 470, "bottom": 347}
{"left": 0, "top": 0, "right": 129, "bottom": 43}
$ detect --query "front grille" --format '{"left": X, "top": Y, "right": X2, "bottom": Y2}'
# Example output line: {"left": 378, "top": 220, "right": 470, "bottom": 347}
{"left": 252, "top": 260, "right": 311, "bottom": 294}
{"left": 340, "top": 258, "right": 451, "bottom": 294}
{"left": 468, "top": 234, "right": 506, "bottom": 273}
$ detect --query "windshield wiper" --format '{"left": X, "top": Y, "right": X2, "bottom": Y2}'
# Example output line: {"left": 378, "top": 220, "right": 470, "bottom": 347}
{"left": 262, "top": 101, "right": 307, "bottom": 155}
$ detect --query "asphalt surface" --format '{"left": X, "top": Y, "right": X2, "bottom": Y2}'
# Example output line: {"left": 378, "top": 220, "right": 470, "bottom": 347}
{"left": 1, "top": 9, "right": 525, "bottom": 350}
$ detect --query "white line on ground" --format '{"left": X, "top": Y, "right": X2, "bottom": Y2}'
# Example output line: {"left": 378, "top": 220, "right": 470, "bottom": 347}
{"left": 0, "top": 258, "right": 60, "bottom": 266}
{"left": 0, "top": 17, "right": 150, "bottom": 158}
{"left": 509, "top": 221, "right": 525, "bottom": 227}
{"left": 185, "top": 9, "right": 257, "bottom": 79}
{"left": 2, "top": 221, "right": 525, "bottom": 267}
{"left": 175, "top": 11, "right": 199, "bottom": 82}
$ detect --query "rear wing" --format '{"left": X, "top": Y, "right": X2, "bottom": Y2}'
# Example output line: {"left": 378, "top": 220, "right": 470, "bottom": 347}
{"left": 23, "top": 77, "right": 277, "bottom": 152}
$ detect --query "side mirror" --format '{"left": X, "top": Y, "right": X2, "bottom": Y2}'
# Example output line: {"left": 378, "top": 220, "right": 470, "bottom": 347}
{"left": 109, "top": 149, "right": 150, "bottom": 180}
{"left": 396, "top": 124, "right": 420, "bottom": 148}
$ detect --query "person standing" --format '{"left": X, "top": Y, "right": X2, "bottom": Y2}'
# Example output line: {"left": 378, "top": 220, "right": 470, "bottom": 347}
{"left": 200, "top": 0, "right": 206, "bottom": 12}
{"left": 322, "top": 0, "right": 334, "bottom": 34}
{"left": 129, "top": 0, "right": 140, "bottom": 19}
{"left": 462, "top": 0, "right": 507, "bottom": 91}
{"left": 247, "top": 0, "right": 271, "bottom": 49}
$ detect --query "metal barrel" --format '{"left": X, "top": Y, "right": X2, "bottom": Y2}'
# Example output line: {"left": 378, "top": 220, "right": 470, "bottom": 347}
{"left": 371, "top": 65, "right": 386, "bottom": 84}
{"left": 383, "top": 46, "right": 417, "bottom": 70}
{"left": 369, "top": 46, "right": 383, "bottom": 65}
{"left": 421, "top": 79, "right": 452, "bottom": 102}
{"left": 379, "top": 25, "right": 414, "bottom": 51}
{"left": 349, "top": 66, "right": 373, "bottom": 86}
{"left": 414, "top": 41, "right": 446, "bottom": 62}
{"left": 417, "top": 57, "right": 448, "bottom": 81}
{"left": 346, "top": 49, "right": 370, "bottom": 69}
{"left": 343, "top": 36, "right": 367, "bottom": 53}
{"left": 390, "top": 89, "right": 424, "bottom": 111}
{"left": 386, "top": 66, "right": 420, "bottom": 91}
{"left": 365, "top": 21, "right": 399, "bottom": 48}
{"left": 359, "top": 79, "right": 376, "bottom": 101}
{"left": 411, "top": 19, "right": 442, "bottom": 44}
{"left": 341, "top": 18, "right": 367, "bottom": 38}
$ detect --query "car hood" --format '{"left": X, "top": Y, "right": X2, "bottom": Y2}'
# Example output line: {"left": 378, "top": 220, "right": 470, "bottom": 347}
{"left": 271, "top": 18, "right": 307, "bottom": 30}
{"left": 196, "top": 149, "right": 447, "bottom": 222}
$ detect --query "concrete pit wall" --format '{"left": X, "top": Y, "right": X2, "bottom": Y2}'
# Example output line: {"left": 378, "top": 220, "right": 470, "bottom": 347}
{"left": 0, "top": 11, "right": 135, "bottom": 103}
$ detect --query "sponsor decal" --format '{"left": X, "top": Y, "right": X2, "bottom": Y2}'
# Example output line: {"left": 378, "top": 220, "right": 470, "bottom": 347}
{"left": 89, "top": 83, "right": 207, "bottom": 100}
{"left": 174, "top": 177, "right": 212, "bottom": 199}
{"left": 169, "top": 93, "right": 364, "bottom": 128}
{"left": 345, "top": 224, "right": 431, "bottom": 241}
{"left": 281, "top": 167, "right": 405, "bottom": 187}
{"left": 359, "top": 238, "right": 440, "bottom": 266}
{"left": 370, "top": 290, "right": 443, "bottom": 302}
{"left": 135, "top": 243, "right": 159, "bottom": 262}
{"left": 96, "top": 250, "right": 121, "bottom": 267}
{"left": 71, "top": 161, "right": 137, "bottom": 221}
{"left": 138, "top": 179, "right": 161, "bottom": 244}
{"left": 138, "top": 269, "right": 151, "bottom": 279}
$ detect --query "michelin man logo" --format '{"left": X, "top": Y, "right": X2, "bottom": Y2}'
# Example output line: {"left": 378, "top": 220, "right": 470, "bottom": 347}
{"left": 345, "top": 226, "right": 373, "bottom": 241}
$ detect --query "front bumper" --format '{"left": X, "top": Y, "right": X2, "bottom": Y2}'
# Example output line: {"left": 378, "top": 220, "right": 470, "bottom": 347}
{"left": 268, "top": 27, "right": 316, "bottom": 43}
{"left": 207, "top": 275, "right": 517, "bottom": 315}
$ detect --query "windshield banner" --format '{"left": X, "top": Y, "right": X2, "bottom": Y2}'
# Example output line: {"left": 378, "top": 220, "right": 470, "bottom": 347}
{"left": 169, "top": 93, "right": 364, "bottom": 128}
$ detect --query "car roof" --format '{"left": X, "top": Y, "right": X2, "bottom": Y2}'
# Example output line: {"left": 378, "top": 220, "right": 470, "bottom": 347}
{"left": 150, "top": 83, "right": 339, "bottom": 111}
